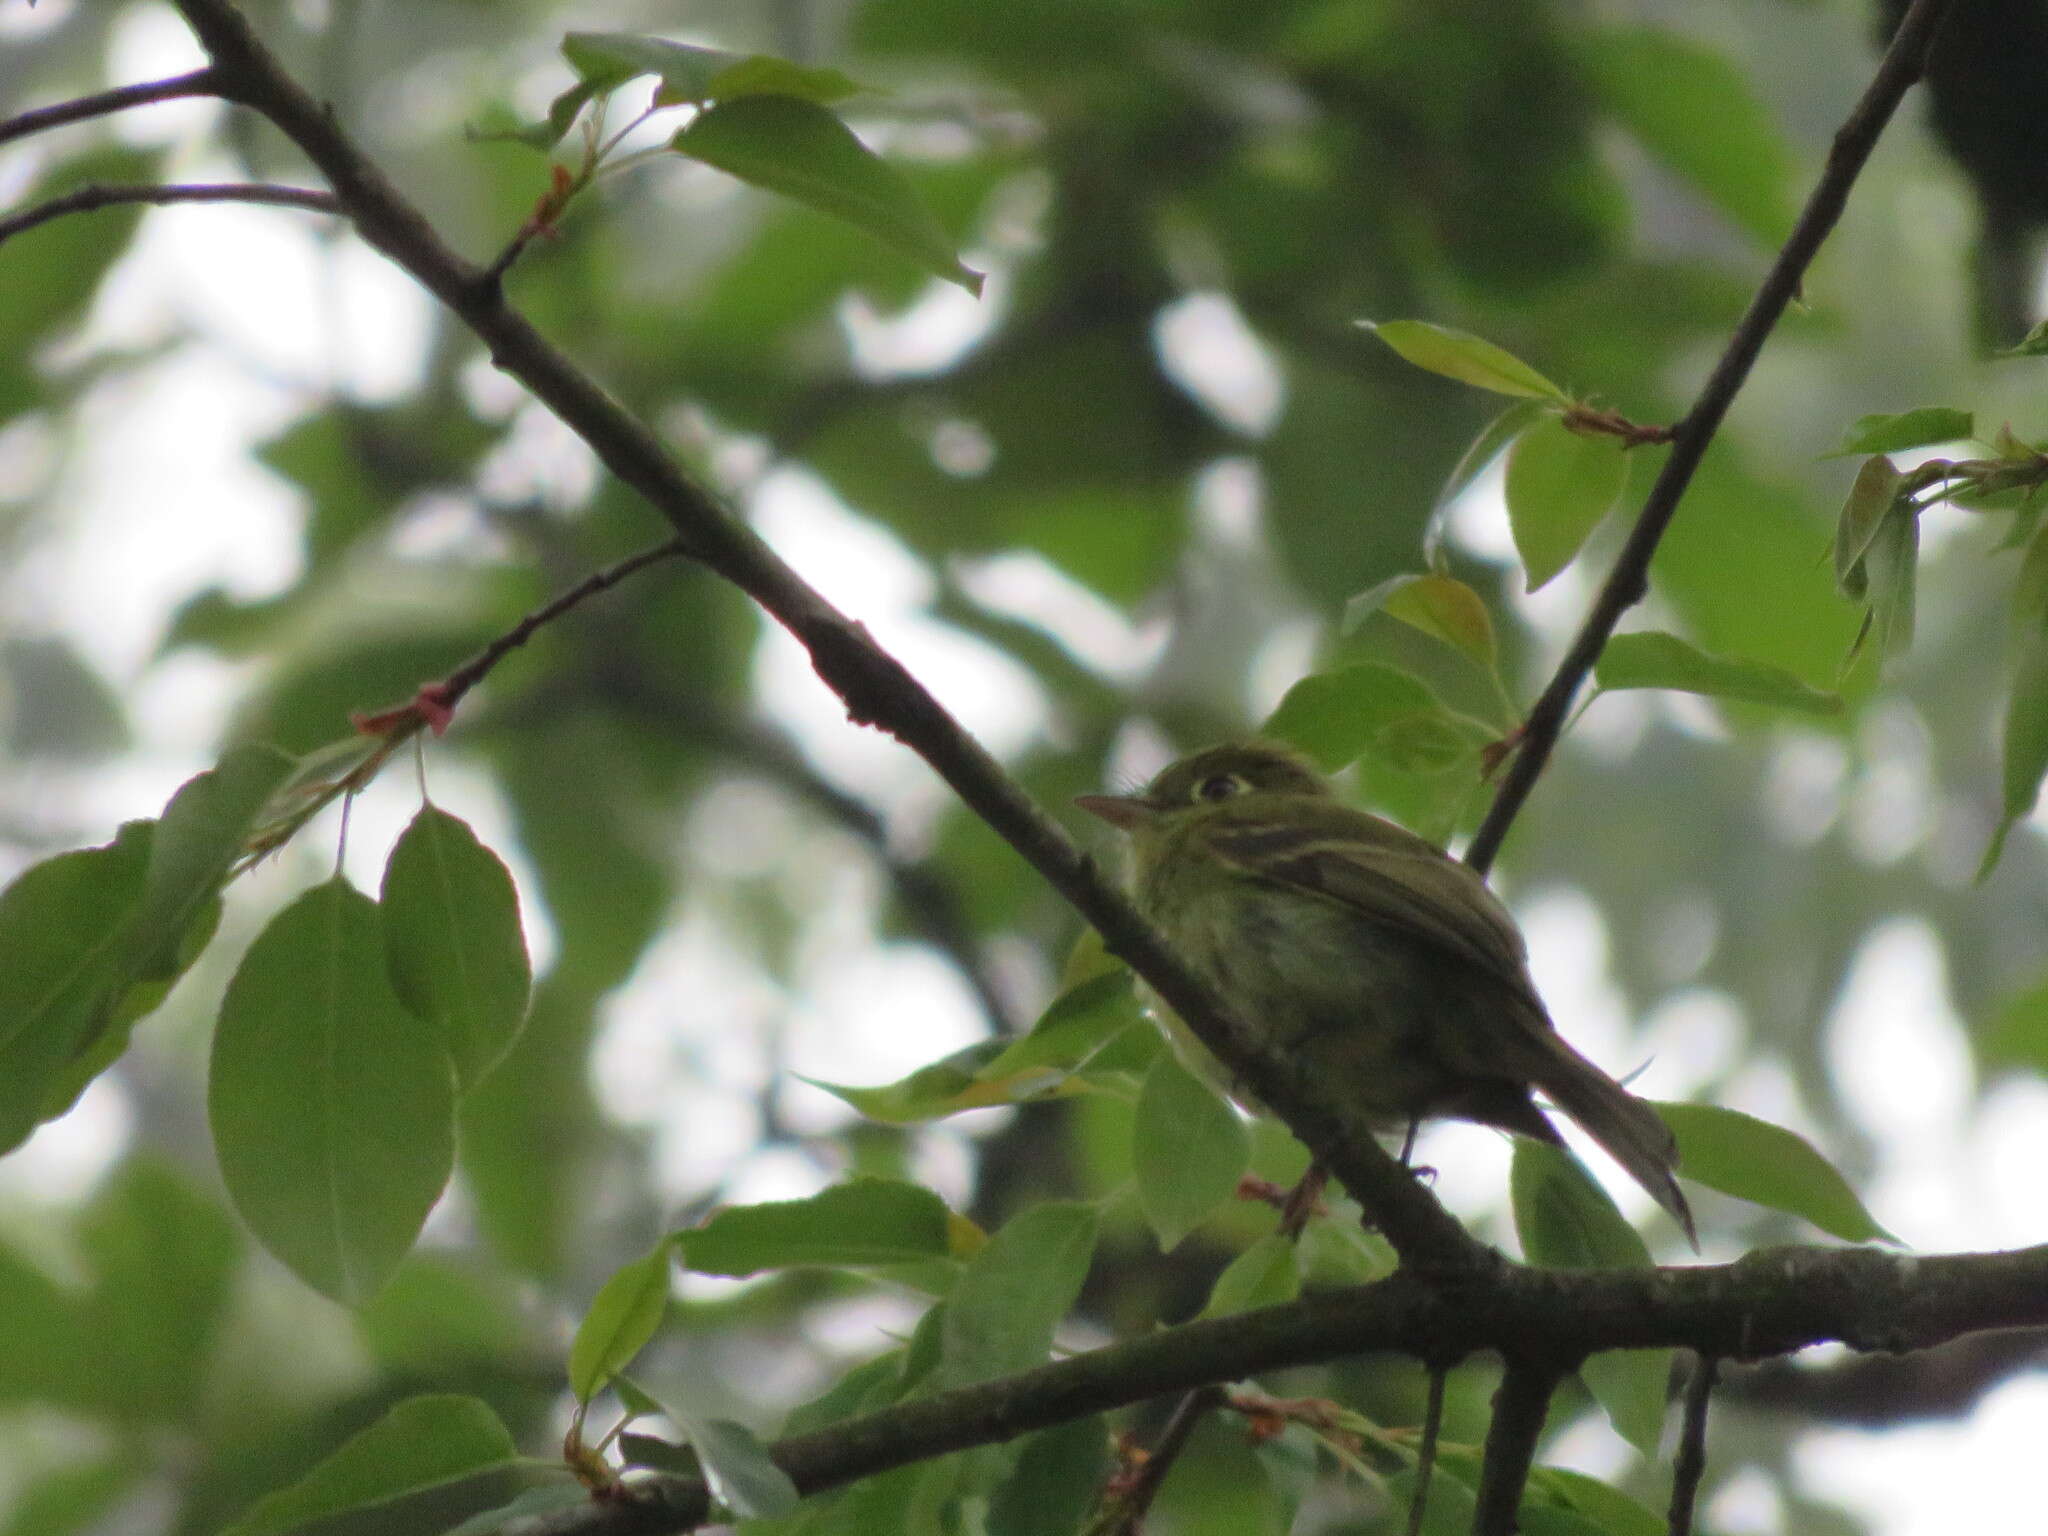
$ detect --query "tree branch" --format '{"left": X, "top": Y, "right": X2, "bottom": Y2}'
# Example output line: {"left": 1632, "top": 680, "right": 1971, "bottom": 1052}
{"left": 514, "top": 1242, "right": 2048, "bottom": 1536}
{"left": 0, "top": 181, "right": 339, "bottom": 250}
{"left": 0, "top": 68, "right": 219, "bottom": 149}
{"left": 1472, "top": 1364, "right": 1560, "bottom": 1536}
{"left": 1463, "top": 0, "right": 1957, "bottom": 875}
{"left": 1667, "top": 1354, "right": 1718, "bottom": 1536}
{"left": 165, "top": 0, "right": 1484, "bottom": 1275}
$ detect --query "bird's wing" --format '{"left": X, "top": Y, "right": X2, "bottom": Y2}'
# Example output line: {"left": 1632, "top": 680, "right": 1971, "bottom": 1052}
{"left": 1204, "top": 810, "right": 1543, "bottom": 1009}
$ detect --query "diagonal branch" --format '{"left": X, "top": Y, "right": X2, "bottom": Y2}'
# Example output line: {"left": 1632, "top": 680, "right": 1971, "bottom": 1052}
{"left": 1463, "top": 0, "right": 1958, "bottom": 876}
{"left": 0, "top": 68, "right": 219, "bottom": 149}
{"left": 0, "top": 181, "right": 340, "bottom": 250}
{"left": 165, "top": 0, "right": 1485, "bottom": 1274}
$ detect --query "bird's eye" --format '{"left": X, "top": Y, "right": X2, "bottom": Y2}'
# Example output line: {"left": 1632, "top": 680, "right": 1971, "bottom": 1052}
{"left": 1195, "top": 773, "right": 1246, "bottom": 802}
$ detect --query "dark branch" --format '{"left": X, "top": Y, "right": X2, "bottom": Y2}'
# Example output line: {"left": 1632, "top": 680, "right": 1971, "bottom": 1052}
{"left": 0, "top": 182, "right": 339, "bottom": 250}
{"left": 1667, "top": 1354, "right": 1718, "bottom": 1536}
{"left": 1472, "top": 1364, "right": 1560, "bottom": 1536}
{"left": 166, "top": 0, "right": 1484, "bottom": 1276}
{"left": 0, "top": 68, "right": 219, "bottom": 149}
{"left": 1404, "top": 1367, "right": 1447, "bottom": 1536}
{"left": 514, "top": 1242, "right": 2048, "bottom": 1536}
{"left": 1101, "top": 1384, "right": 1225, "bottom": 1536}
{"left": 1463, "top": 0, "right": 1957, "bottom": 875}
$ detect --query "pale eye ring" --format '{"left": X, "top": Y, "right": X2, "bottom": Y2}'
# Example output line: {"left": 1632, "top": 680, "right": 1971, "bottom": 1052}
{"left": 1195, "top": 773, "right": 1246, "bottom": 802}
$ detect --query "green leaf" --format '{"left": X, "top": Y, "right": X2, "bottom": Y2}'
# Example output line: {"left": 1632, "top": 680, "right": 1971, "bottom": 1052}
{"left": 1582, "top": 26, "right": 1797, "bottom": 247}
{"left": 1864, "top": 503, "right": 1920, "bottom": 662}
{"left": 1577, "top": 1349, "right": 1670, "bottom": 1456}
{"left": 567, "top": 1242, "right": 672, "bottom": 1401}
{"left": 1526, "top": 1468, "right": 1667, "bottom": 1536}
{"left": 677, "top": 1178, "right": 956, "bottom": 1274}
{"left": 1511, "top": 1139, "right": 1654, "bottom": 1270}
{"left": 209, "top": 879, "right": 457, "bottom": 1304}
{"left": 1133, "top": 1052, "right": 1250, "bottom": 1251}
{"left": 1981, "top": 625, "right": 2048, "bottom": 879}
{"left": 561, "top": 32, "right": 740, "bottom": 102}
{"left": 670, "top": 1412, "right": 799, "bottom": 1520}
{"left": 0, "top": 823, "right": 153, "bottom": 1153}
{"left": 1262, "top": 662, "right": 1482, "bottom": 774}
{"left": 982, "top": 970, "right": 1145, "bottom": 1079}
{"left": 1982, "top": 969, "right": 2048, "bottom": 1075}
{"left": 935, "top": 1201, "right": 1097, "bottom": 1387}
{"left": 1593, "top": 631, "right": 1840, "bottom": 715}
{"left": 436, "top": 1485, "right": 591, "bottom": 1536}
{"left": 222, "top": 1395, "right": 516, "bottom": 1536}
{"left": 1430, "top": 399, "right": 1555, "bottom": 517}
{"left": 674, "top": 96, "right": 983, "bottom": 294}
{"left": 381, "top": 806, "right": 532, "bottom": 1091}
{"left": 1361, "top": 320, "right": 1568, "bottom": 402}
{"left": 1504, "top": 414, "right": 1629, "bottom": 591}
{"left": 1201, "top": 1233, "right": 1301, "bottom": 1318}
{"left": 1833, "top": 456, "right": 1905, "bottom": 599}
{"left": 130, "top": 744, "right": 295, "bottom": 978}
{"left": 1344, "top": 573, "right": 1497, "bottom": 668}
{"left": 1830, "top": 407, "right": 1974, "bottom": 457}
{"left": 706, "top": 55, "right": 868, "bottom": 106}
{"left": 987, "top": 1417, "right": 1111, "bottom": 1536}
{"left": 805, "top": 1038, "right": 1084, "bottom": 1122}
{"left": 1655, "top": 1102, "right": 1894, "bottom": 1243}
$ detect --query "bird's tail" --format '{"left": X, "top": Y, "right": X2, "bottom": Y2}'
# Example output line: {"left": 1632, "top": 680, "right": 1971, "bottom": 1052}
{"left": 1537, "top": 1042, "right": 1697, "bottom": 1250}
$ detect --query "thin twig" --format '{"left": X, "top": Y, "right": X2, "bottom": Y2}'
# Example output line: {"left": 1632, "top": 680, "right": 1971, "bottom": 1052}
{"left": 1471, "top": 1363, "right": 1560, "bottom": 1536}
{"left": 0, "top": 68, "right": 219, "bottom": 149}
{"left": 1100, "top": 1385, "right": 1225, "bottom": 1536}
{"left": 1464, "top": 0, "right": 1957, "bottom": 876}
{"left": 1667, "top": 1354, "right": 1719, "bottom": 1536}
{"left": 1404, "top": 1366, "right": 1447, "bottom": 1536}
{"left": 0, "top": 182, "right": 339, "bottom": 250}
{"left": 437, "top": 537, "right": 692, "bottom": 709}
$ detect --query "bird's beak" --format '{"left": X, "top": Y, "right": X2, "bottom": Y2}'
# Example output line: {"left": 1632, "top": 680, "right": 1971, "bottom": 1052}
{"left": 1075, "top": 793, "right": 1156, "bottom": 831}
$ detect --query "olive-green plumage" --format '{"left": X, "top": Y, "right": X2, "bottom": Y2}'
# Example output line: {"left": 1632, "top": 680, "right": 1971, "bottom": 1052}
{"left": 1079, "top": 742, "right": 1694, "bottom": 1245}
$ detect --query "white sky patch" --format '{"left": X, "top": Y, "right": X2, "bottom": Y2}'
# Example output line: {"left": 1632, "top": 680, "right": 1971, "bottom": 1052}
{"left": 841, "top": 270, "right": 1002, "bottom": 379}
{"left": 1798, "top": 1376, "right": 2048, "bottom": 1536}
{"left": 954, "top": 550, "right": 1169, "bottom": 684}
{"left": 1151, "top": 291, "right": 1284, "bottom": 437}
{"left": 1825, "top": 916, "right": 1975, "bottom": 1247}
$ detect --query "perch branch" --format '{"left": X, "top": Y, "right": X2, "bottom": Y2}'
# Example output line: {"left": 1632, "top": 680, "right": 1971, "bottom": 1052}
{"left": 0, "top": 68, "right": 218, "bottom": 148}
{"left": 0, "top": 181, "right": 339, "bottom": 250}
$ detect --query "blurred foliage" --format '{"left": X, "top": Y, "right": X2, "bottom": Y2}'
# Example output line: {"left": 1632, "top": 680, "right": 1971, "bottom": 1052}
{"left": 4, "top": 1, "right": 2048, "bottom": 1534}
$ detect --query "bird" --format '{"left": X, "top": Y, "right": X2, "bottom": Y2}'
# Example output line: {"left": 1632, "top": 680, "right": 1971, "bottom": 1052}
{"left": 1077, "top": 740, "right": 1695, "bottom": 1246}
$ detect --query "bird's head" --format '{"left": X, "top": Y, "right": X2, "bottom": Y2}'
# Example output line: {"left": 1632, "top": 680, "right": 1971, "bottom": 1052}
{"left": 1076, "top": 741, "right": 1330, "bottom": 844}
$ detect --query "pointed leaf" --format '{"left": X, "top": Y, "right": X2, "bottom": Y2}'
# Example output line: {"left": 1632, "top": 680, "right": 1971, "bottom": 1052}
{"left": 1504, "top": 414, "right": 1629, "bottom": 591}
{"left": 983, "top": 969, "right": 1144, "bottom": 1077}
{"left": 568, "top": 1243, "right": 672, "bottom": 1401}
{"left": 1834, "top": 456, "right": 1904, "bottom": 598}
{"left": 1344, "top": 573, "right": 1497, "bottom": 668}
{"left": 1431, "top": 399, "right": 1554, "bottom": 516}
{"left": 2001, "top": 317, "right": 2048, "bottom": 358}
{"left": 1593, "top": 631, "right": 1840, "bottom": 715}
{"left": 210, "top": 879, "right": 456, "bottom": 1304}
{"left": 1829, "top": 407, "right": 1974, "bottom": 457}
{"left": 706, "top": 56, "right": 867, "bottom": 105}
{"left": 988, "top": 1416, "right": 1112, "bottom": 1536}
{"left": 674, "top": 96, "right": 983, "bottom": 293}
{"left": 0, "top": 824, "right": 153, "bottom": 1152}
{"left": 222, "top": 1395, "right": 516, "bottom": 1536}
{"left": 936, "top": 1201, "right": 1096, "bottom": 1386}
{"left": 1981, "top": 625, "right": 2048, "bottom": 878}
{"left": 1134, "top": 1052, "right": 1250, "bottom": 1251}
{"left": 1263, "top": 662, "right": 1446, "bottom": 772}
{"left": 1865, "top": 503, "right": 1920, "bottom": 661}
{"left": 1654, "top": 1102, "right": 1895, "bottom": 1243}
{"left": 668, "top": 1412, "right": 799, "bottom": 1519}
{"left": 381, "top": 806, "right": 531, "bottom": 1091}
{"left": 804, "top": 1038, "right": 1083, "bottom": 1122}
{"left": 677, "top": 1178, "right": 955, "bottom": 1274}
{"left": 1577, "top": 1348, "right": 1671, "bottom": 1456}
{"left": 561, "top": 33, "right": 740, "bottom": 102}
{"left": 129, "top": 744, "right": 294, "bottom": 977}
{"left": 1361, "top": 320, "right": 1568, "bottom": 402}
{"left": 1201, "top": 1233, "right": 1301, "bottom": 1318}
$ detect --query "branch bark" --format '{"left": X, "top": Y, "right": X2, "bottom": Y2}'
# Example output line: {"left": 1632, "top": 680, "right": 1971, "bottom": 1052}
{"left": 1463, "top": 0, "right": 1958, "bottom": 875}
{"left": 515, "top": 1242, "right": 2048, "bottom": 1535}
{"left": 0, "top": 68, "right": 218, "bottom": 148}
{"left": 0, "top": 181, "right": 339, "bottom": 249}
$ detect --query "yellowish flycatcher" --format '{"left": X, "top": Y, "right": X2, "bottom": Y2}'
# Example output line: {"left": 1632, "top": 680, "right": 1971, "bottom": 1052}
{"left": 1078, "top": 741, "right": 1694, "bottom": 1244}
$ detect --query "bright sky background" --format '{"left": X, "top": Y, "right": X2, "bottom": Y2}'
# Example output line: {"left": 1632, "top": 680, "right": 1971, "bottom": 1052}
{"left": 5, "top": 8, "right": 2047, "bottom": 1535}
